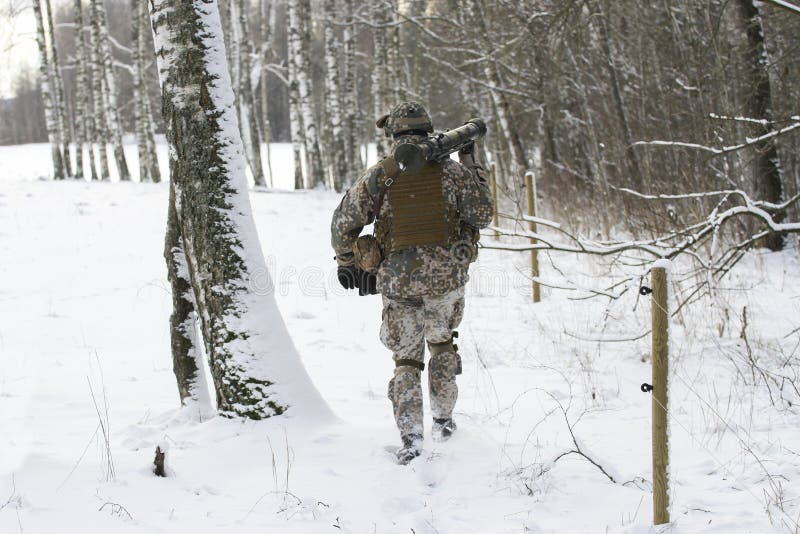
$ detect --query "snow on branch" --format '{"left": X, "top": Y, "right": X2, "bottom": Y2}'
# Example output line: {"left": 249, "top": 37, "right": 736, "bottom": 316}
{"left": 763, "top": 0, "right": 800, "bottom": 16}
{"left": 485, "top": 188, "right": 800, "bottom": 261}
{"left": 107, "top": 35, "right": 132, "bottom": 55}
{"left": 632, "top": 118, "right": 800, "bottom": 157}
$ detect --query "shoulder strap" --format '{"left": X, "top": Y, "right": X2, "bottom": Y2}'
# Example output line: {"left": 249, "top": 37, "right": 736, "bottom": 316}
{"left": 374, "top": 155, "right": 402, "bottom": 219}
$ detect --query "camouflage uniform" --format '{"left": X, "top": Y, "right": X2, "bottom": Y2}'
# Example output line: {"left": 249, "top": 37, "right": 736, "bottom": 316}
{"left": 331, "top": 102, "right": 493, "bottom": 445}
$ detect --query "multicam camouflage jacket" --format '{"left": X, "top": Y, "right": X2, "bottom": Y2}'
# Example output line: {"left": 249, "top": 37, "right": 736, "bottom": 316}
{"left": 331, "top": 143, "right": 493, "bottom": 299}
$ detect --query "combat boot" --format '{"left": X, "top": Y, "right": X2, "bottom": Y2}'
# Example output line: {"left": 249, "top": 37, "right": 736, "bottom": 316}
{"left": 432, "top": 418, "right": 457, "bottom": 442}
{"left": 396, "top": 433, "right": 422, "bottom": 465}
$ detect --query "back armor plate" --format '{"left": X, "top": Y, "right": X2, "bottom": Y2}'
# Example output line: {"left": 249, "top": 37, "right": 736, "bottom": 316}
{"left": 386, "top": 162, "right": 450, "bottom": 253}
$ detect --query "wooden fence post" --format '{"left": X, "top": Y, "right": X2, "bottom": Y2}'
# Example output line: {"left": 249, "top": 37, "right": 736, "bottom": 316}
{"left": 651, "top": 262, "right": 670, "bottom": 525}
{"left": 525, "top": 171, "right": 540, "bottom": 302}
{"left": 490, "top": 161, "right": 499, "bottom": 240}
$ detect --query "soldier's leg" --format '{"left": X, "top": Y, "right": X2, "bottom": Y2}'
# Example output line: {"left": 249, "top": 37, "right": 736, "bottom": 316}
{"left": 423, "top": 287, "right": 466, "bottom": 421}
{"left": 380, "top": 295, "right": 425, "bottom": 440}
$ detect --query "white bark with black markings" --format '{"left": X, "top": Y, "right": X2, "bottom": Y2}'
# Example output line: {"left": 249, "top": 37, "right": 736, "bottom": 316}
{"left": 91, "top": 0, "right": 130, "bottom": 181}
{"left": 32, "top": 0, "right": 65, "bottom": 180}
{"left": 150, "top": 0, "right": 328, "bottom": 420}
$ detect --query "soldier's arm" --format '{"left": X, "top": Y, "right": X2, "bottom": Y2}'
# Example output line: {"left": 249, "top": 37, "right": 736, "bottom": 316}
{"left": 330, "top": 168, "right": 379, "bottom": 265}
{"left": 453, "top": 158, "right": 493, "bottom": 231}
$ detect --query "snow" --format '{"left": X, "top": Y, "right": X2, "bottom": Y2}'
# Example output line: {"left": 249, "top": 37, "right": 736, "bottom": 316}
{"left": 652, "top": 259, "right": 672, "bottom": 271}
{"left": 1, "top": 141, "right": 800, "bottom": 533}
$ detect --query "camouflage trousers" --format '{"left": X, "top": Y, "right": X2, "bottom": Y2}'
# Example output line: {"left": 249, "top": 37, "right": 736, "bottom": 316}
{"left": 380, "top": 287, "right": 465, "bottom": 439}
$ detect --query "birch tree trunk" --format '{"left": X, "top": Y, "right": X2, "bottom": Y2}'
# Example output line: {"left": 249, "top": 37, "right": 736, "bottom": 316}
{"left": 236, "top": 0, "right": 266, "bottom": 187}
{"left": 92, "top": 0, "right": 131, "bottom": 181}
{"left": 132, "top": 0, "right": 150, "bottom": 182}
{"left": 341, "top": 0, "right": 361, "bottom": 177}
{"left": 226, "top": 1, "right": 240, "bottom": 99}
{"left": 32, "top": 0, "right": 65, "bottom": 180}
{"left": 142, "top": 79, "right": 162, "bottom": 183}
{"left": 88, "top": 2, "right": 110, "bottom": 181}
{"left": 259, "top": 0, "right": 275, "bottom": 186}
{"left": 371, "top": 2, "right": 391, "bottom": 158}
{"left": 45, "top": 0, "right": 73, "bottom": 178}
{"left": 287, "top": 0, "right": 307, "bottom": 189}
{"left": 296, "top": 0, "right": 324, "bottom": 187}
{"left": 75, "top": 0, "right": 100, "bottom": 181}
{"left": 737, "top": 0, "right": 784, "bottom": 251}
{"left": 73, "top": 0, "right": 92, "bottom": 180}
{"left": 89, "top": 0, "right": 111, "bottom": 180}
{"left": 387, "top": 0, "right": 403, "bottom": 102}
{"left": 150, "top": 0, "right": 327, "bottom": 419}
{"left": 165, "top": 180, "right": 211, "bottom": 408}
{"left": 132, "top": 0, "right": 161, "bottom": 183}
{"left": 323, "top": 0, "right": 347, "bottom": 191}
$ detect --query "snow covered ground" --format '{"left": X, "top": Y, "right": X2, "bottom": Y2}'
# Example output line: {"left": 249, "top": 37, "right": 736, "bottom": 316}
{"left": 1, "top": 142, "right": 799, "bottom": 533}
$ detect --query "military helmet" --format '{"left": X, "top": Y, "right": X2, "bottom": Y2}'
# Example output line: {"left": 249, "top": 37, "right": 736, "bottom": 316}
{"left": 376, "top": 101, "right": 434, "bottom": 138}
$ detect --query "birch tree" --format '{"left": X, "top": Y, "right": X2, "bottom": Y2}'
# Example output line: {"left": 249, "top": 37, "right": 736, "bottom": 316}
{"left": 164, "top": 180, "right": 210, "bottom": 407}
{"left": 72, "top": 0, "right": 92, "bottom": 180}
{"left": 32, "top": 0, "right": 65, "bottom": 180}
{"left": 371, "top": 2, "right": 391, "bottom": 158}
{"left": 150, "top": 0, "right": 326, "bottom": 419}
{"left": 132, "top": 0, "right": 161, "bottom": 183}
{"left": 259, "top": 0, "right": 275, "bottom": 186}
{"left": 341, "top": 0, "right": 361, "bottom": 177}
{"left": 91, "top": 0, "right": 131, "bottom": 181}
{"left": 298, "top": 0, "right": 325, "bottom": 187}
{"left": 236, "top": 0, "right": 267, "bottom": 187}
{"left": 88, "top": 0, "right": 110, "bottom": 181}
{"left": 287, "top": 0, "right": 307, "bottom": 189}
{"left": 44, "top": 0, "right": 73, "bottom": 178}
{"left": 322, "top": 0, "right": 347, "bottom": 191}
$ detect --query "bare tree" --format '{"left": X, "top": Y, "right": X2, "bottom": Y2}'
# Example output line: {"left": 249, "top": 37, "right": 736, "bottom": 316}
{"left": 32, "top": 0, "right": 65, "bottom": 180}
{"left": 371, "top": 2, "right": 391, "bottom": 158}
{"left": 737, "top": 0, "right": 785, "bottom": 251}
{"left": 87, "top": 0, "right": 110, "bottom": 181}
{"left": 258, "top": 0, "right": 275, "bottom": 186}
{"left": 294, "top": 0, "right": 324, "bottom": 187}
{"left": 91, "top": 0, "right": 130, "bottom": 181}
{"left": 236, "top": 0, "right": 266, "bottom": 187}
{"left": 287, "top": 0, "right": 307, "bottom": 189}
{"left": 322, "top": 0, "right": 347, "bottom": 191}
{"left": 72, "top": 0, "right": 91, "bottom": 180}
{"left": 131, "top": 0, "right": 160, "bottom": 183}
{"left": 44, "top": 0, "right": 73, "bottom": 178}
{"left": 341, "top": 0, "right": 361, "bottom": 178}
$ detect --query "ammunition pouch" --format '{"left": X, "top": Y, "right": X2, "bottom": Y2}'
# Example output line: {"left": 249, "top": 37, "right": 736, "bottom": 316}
{"left": 451, "top": 222, "right": 479, "bottom": 264}
{"left": 353, "top": 235, "right": 384, "bottom": 274}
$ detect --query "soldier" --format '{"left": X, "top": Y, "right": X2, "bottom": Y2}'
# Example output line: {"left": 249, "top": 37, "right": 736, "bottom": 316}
{"left": 331, "top": 102, "right": 493, "bottom": 464}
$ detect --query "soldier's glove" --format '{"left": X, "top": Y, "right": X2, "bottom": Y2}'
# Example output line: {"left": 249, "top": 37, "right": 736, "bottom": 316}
{"left": 337, "top": 265, "right": 378, "bottom": 295}
{"left": 358, "top": 270, "right": 378, "bottom": 296}
{"left": 337, "top": 265, "right": 360, "bottom": 290}
{"left": 458, "top": 140, "right": 475, "bottom": 156}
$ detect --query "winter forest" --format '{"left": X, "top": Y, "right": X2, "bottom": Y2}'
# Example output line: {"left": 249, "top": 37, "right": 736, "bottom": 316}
{"left": 1, "top": 0, "right": 800, "bottom": 532}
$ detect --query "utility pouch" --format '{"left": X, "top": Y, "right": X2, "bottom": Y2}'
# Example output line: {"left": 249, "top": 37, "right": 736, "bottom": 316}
{"left": 353, "top": 235, "right": 383, "bottom": 274}
{"left": 452, "top": 222, "right": 480, "bottom": 264}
